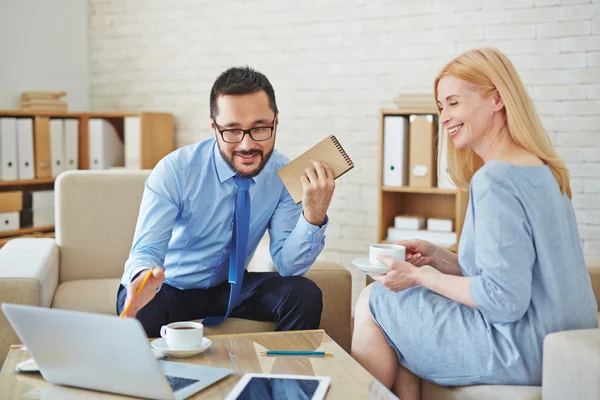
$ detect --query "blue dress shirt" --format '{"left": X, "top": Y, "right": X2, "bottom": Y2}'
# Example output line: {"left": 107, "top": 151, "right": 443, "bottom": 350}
{"left": 120, "top": 138, "right": 328, "bottom": 290}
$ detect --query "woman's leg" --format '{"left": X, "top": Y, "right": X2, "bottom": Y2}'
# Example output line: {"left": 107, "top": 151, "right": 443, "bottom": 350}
{"left": 351, "top": 283, "right": 398, "bottom": 388}
{"left": 392, "top": 363, "right": 421, "bottom": 400}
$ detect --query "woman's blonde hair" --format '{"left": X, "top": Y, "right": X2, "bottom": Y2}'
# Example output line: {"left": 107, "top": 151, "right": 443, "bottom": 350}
{"left": 434, "top": 47, "right": 571, "bottom": 198}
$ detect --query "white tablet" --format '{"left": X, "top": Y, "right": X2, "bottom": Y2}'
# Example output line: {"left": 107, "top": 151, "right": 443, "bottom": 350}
{"left": 224, "top": 373, "right": 331, "bottom": 400}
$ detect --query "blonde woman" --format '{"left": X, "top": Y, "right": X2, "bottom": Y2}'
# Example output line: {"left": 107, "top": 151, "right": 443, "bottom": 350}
{"left": 351, "top": 47, "right": 598, "bottom": 400}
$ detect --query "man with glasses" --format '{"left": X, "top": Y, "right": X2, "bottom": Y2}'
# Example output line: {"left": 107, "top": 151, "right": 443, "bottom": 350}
{"left": 117, "top": 66, "right": 336, "bottom": 337}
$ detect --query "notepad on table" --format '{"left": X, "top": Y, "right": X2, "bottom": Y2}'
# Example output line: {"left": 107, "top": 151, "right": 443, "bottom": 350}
{"left": 277, "top": 135, "right": 354, "bottom": 204}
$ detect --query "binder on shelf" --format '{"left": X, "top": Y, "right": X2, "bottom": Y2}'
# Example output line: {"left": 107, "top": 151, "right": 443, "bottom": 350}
{"left": 0, "top": 211, "right": 20, "bottom": 232}
{"left": 0, "top": 118, "right": 18, "bottom": 181}
{"left": 124, "top": 116, "right": 141, "bottom": 169}
{"left": 437, "top": 121, "right": 456, "bottom": 189}
{"left": 34, "top": 118, "right": 52, "bottom": 178}
{"left": 277, "top": 135, "right": 354, "bottom": 204}
{"left": 16, "top": 118, "right": 35, "bottom": 180}
{"left": 20, "top": 208, "right": 54, "bottom": 228}
{"left": 49, "top": 119, "right": 65, "bottom": 178}
{"left": 21, "top": 190, "right": 54, "bottom": 229}
{"left": 408, "top": 115, "right": 437, "bottom": 187}
{"left": 63, "top": 118, "right": 79, "bottom": 171}
{"left": 22, "top": 190, "right": 54, "bottom": 210}
{"left": 382, "top": 116, "right": 409, "bottom": 187}
{"left": 88, "top": 118, "right": 124, "bottom": 170}
{"left": 0, "top": 191, "right": 23, "bottom": 213}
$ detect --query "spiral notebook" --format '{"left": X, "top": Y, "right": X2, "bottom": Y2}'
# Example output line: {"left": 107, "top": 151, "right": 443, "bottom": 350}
{"left": 277, "top": 135, "right": 354, "bottom": 204}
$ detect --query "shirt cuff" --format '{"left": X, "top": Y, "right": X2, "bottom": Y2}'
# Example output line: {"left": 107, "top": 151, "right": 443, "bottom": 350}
{"left": 123, "top": 265, "right": 164, "bottom": 293}
{"left": 129, "top": 266, "right": 165, "bottom": 293}
{"left": 298, "top": 212, "right": 328, "bottom": 242}
{"left": 127, "top": 266, "right": 150, "bottom": 285}
{"left": 470, "top": 275, "right": 500, "bottom": 324}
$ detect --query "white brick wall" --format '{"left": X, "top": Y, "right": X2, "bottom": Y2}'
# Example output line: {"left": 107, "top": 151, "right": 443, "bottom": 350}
{"left": 89, "top": 0, "right": 600, "bottom": 303}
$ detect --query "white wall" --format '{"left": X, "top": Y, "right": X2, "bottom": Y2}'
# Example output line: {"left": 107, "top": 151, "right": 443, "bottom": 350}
{"left": 88, "top": 0, "right": 600, "bottom": 302}
{"left": 0, "top": 0, "right": 90, "bottom": 110}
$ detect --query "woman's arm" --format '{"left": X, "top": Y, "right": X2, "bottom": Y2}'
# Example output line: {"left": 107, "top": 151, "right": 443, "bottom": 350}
{"left": 400, "top": 239, "right": 463, "bottom": 275}
{"left": 374, "top": 256, "right": 475, "bottom": 308}
{"left": 417, "top": 269, "right": 475, "bottom": 308}
{"left": 431, "top": 246, "right": 463, "bottom": 276}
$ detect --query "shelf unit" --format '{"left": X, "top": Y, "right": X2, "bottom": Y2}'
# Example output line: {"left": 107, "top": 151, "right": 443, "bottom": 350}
{"left": 0, "top": 178, "right": 55, "bottom": 188}
{"left": 377, "top": 107, "right": 469, "bottom": 252}
{"left": 0, "top": 225, "right": 54, "bottom": 239}
{"left": 0, "top": 109, "right": 174, "bottom": 246}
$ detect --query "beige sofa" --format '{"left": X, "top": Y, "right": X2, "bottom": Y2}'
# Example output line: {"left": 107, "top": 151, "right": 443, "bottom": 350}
{"left": 0, "top": 170, "right": 352, "bottom": 363}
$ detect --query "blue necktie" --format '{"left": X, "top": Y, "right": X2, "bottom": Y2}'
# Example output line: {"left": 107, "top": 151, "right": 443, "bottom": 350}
{"left": 204, "top": 176, "right": 252, "bottom": 326}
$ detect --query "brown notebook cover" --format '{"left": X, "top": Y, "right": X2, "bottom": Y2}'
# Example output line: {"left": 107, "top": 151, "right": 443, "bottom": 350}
{"left": 277, "top": 135, "right": 354, "bottom": 204}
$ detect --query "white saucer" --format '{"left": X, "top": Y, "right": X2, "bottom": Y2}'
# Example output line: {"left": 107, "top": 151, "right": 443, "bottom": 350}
{"left": 352, "top": 258, "right": 389, "bottom": 276}
{"left": 151, "top": 337, "right": 212, "bottom": 358}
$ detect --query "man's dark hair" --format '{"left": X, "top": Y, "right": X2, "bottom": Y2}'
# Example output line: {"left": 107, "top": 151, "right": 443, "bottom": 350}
{"left": 210, "top": 66, "right": 278, "bottom": 119}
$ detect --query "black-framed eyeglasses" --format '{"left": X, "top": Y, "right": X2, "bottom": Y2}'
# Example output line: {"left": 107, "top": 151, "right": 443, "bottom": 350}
{"left": 213, "top": 116, "right": 277, "bottom": 143}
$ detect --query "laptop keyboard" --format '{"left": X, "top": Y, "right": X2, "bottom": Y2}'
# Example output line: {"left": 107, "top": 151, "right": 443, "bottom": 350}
{"left": 165, "top": 375, "right": 200, "bottom": 392}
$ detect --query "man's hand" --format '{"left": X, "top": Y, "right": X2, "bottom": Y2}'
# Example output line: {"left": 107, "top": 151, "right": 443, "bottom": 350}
{"left": 301, "top": 160, "right": 335, "bottom": 226}
{"left": 121, "top": 267, "right": 165, "bottom": 318}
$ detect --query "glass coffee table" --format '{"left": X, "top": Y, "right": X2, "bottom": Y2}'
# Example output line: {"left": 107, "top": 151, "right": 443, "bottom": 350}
{"left": 0, "top": 329, "right": 397, "bottom": 399}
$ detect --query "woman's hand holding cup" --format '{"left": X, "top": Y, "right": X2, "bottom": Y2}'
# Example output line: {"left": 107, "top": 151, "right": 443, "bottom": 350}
{"left": 398, "top": 239, "right": 437, "bottom": 267}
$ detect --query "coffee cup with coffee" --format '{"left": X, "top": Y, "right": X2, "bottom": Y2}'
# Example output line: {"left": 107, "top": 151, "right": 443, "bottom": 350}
{"left": 159, "top": 321, "right": 204, "bottom": 350}
{"left": 369, "top": 244, "right": 406, "bottom": 268}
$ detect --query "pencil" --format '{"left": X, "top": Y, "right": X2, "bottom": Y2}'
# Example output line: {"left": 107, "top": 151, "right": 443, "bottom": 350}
{"left": 119, "top": 268, "right": 154, "bottom": 318}
{"left": 260, "top": 351, "right": 333, "bottom": 357}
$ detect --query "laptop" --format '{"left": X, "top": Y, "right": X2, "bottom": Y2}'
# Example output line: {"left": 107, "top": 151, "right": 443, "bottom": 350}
{"left": 2, "top": 303, "right": 232, "bottom": 400}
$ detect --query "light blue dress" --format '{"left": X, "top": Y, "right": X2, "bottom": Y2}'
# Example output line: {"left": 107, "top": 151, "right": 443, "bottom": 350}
{"left": 369, "top": 161, "right": 598, "bottom": 386}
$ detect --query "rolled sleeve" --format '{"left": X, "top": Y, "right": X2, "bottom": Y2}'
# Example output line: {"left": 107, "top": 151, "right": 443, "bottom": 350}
{"left": 124, "top": 264, "right": 155, "bottom": 286}
{"left": 268, "top": 187, "right": 328, "bottom": 276}
{"left": 470, "top": 176, "right": 536, "bottom": 324}
{"left": 296, "top": 213, "right": 328, "bottom": 242}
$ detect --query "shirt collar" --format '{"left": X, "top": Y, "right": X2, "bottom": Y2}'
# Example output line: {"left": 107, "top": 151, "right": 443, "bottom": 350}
{"left": 213, "top": 140, "right": 260, "bottom": 184}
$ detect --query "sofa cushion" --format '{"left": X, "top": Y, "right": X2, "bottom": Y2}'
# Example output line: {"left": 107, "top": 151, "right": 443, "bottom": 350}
{"left": 52, "top": 279, "right": 121, "bottom": 315}
{"left": 422, "top": 381, "right": 541, "bottom": 400}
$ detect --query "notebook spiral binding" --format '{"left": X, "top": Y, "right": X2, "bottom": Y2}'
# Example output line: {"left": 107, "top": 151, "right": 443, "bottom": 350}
{"left": 329, "top": 135, "right": 354, "bottom": 167}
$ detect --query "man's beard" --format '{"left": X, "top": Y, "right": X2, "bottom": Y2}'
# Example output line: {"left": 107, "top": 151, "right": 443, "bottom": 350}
{"left": 221, "top": 148, "right": 274, "bottom": 178}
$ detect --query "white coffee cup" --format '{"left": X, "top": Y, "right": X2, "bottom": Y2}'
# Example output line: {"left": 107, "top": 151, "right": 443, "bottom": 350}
{"left": 369, "top": 244, "right": 406, "bottom": 267}
{"left": 160, "top": 321, "right": 204, "bottom": 350}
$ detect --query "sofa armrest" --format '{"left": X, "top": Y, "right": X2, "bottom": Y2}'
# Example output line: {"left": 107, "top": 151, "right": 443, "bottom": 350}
{"left": 543, "top": 329, "right": 600, "bottom": 400}
{"left": 0, "top": 238, "right": 59, "bottom": 361}
{"left": 305, "top": 262, "right": 352, "bottom": 353}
